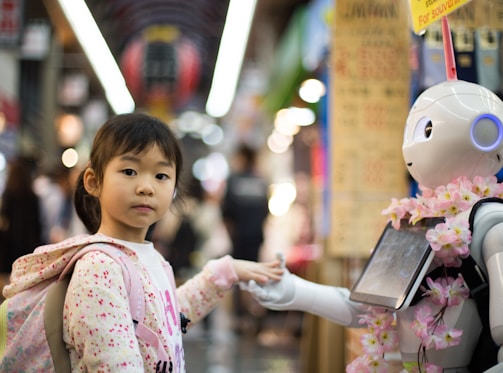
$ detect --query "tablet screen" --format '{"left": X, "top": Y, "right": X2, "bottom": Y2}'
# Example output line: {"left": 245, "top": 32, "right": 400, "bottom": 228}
{"left": 349, "top": 217, "right": 444, "bottom": 310}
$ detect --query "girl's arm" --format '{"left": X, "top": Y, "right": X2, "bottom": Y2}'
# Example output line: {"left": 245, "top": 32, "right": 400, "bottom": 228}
{"left": 175, "top": 255, "right": 283, "bottom": 325}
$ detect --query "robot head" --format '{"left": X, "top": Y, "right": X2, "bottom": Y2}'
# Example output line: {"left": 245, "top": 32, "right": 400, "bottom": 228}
{"left": 403, "top": 80, "right": 503, "bottom": 188}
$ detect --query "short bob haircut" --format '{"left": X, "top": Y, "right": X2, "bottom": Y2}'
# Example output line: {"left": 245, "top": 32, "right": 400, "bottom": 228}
{"left": 74, "top": 113, "right": 184, "bottom": 233}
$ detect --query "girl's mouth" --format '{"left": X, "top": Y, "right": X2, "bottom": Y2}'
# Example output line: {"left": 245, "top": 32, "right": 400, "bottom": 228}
{"left": 134, "top": 205, "right": 153, "bottom": 213}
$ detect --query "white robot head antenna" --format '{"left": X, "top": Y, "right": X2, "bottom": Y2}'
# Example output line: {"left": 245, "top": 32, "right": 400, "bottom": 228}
{"left": 403, "top": 80, "right": 503, "bottom": 189}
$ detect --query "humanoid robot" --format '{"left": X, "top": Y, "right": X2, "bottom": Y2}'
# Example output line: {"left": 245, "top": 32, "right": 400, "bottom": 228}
{"left": 243, "top": 70, "right": 503, "bottom": 373}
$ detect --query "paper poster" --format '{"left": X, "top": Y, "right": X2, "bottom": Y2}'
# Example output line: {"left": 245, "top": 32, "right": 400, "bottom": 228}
{"left": 329, "top": 0, "right": 410, "bottom": 257}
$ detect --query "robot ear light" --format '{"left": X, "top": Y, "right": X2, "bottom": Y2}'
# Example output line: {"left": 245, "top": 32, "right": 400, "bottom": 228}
{"left": 470, "top": 114, "right": 503, "bottom": 152}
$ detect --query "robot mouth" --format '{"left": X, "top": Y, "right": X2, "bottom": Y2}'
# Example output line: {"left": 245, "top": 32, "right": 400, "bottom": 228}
{"left": 406, "top": 162, "right": 412, "bottom": 167}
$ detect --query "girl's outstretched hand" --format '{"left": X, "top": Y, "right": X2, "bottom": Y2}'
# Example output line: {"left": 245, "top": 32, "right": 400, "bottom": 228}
{"left": 232, "top": 258, "right": 284, "bottom": 284}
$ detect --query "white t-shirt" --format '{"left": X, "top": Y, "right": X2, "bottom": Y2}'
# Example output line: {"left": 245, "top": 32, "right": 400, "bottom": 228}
{"left": 113, "top": 237, "right": 185, "bottom": 372}
{"left": 117, "top": 239, "right": 171, "bottom": 291}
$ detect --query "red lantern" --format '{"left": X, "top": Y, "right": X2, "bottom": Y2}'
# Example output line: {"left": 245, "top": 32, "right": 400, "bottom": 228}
{"left": 120, "top": 27, "right": 201, "bottom": 109}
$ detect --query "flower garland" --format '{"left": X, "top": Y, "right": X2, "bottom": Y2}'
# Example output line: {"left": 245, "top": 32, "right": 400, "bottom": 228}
{"left": 346, "top": 175, "right": 503, "bottom": 373}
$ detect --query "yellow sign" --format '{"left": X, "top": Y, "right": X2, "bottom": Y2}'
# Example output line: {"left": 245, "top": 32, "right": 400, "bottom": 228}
{"left": 409, "top": 0, "right": 471, "bottom": 34}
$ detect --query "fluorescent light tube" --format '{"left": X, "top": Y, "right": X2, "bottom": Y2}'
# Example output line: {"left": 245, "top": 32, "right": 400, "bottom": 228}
{"left": 205, "top": 0, "right": 257, "bottom": 118}
{"left": 57, "top": 0, "right": 135, "bottom": 114}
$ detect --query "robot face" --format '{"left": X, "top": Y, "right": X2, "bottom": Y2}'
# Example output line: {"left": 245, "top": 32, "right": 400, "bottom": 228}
{"left": 403, "top": 80, "right": 503, "bottom": 188}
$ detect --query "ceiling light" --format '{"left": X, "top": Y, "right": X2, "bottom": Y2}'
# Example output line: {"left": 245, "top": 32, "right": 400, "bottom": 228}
{"left": 287, "top": 107, "right": 316, "bottom": 126}
{"left": 205, "top": 0, "right": 257, "bottom": 118}
{"left": 61, "top": 148, "right": 79, "bottom": 168}
{"left": 299, "top": 79, "right": 326, "bottom": 103}
{"left": 57, "top": 0, "right": 135, "bottom": 114}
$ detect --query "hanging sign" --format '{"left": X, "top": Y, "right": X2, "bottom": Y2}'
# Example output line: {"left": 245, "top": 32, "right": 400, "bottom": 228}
{"left": 409, "top": 0, "right": 471, "bottom": 34}
{"left": 0, "top": 0, "right": 22, "bottom": 46}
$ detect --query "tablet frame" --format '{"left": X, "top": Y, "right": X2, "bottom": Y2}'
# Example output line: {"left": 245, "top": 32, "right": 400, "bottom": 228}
{"left": 349, "top": 217, "right": 444, "bottom": 311}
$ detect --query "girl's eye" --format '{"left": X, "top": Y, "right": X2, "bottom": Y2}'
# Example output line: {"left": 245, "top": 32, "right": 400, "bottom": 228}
{"left": 122, "top": 169, "right": 136, "bottom": 176}
{"left": 156, "top": 173, "right": 169, "bottom": 181}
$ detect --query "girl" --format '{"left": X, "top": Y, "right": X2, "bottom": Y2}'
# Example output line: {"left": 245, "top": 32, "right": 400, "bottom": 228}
{"left": 3, "top": 113, "right": 283, "bottom": 372}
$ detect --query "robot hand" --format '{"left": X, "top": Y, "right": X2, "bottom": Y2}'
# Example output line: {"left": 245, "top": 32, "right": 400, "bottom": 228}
{"left": 240, "top": 253, "right": 365, "bottom": 328}
{"left": 239, "top": 253, "right": 296, "bottom": 310}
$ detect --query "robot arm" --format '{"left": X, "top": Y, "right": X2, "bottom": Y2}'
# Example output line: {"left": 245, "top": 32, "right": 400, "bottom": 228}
{"left": 482, "top": 222, "right": 503, "bottom": 362}
{"left": 241, "top": 265, "right": 365, "bottom": 328}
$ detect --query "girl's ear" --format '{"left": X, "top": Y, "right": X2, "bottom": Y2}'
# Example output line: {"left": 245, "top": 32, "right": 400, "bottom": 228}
{"left": 83, "top": 168, "right": 100, "bottom": 197}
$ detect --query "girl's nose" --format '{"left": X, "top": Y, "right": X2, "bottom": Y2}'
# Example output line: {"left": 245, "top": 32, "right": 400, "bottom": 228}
{"left": 136, "top": 179, "right": 154, "bottom": 195}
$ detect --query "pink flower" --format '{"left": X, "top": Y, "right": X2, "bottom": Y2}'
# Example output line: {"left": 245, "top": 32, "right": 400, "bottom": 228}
{"left": 448, "top": 217, "right": 471, "bottom": 245}
{"left": 435, "top": 185, "right": 452, "bottom": 203}
{"left": 361, "top": 333, "right": 383, "bottom": 355}
{"left": 346, "top": 356, "right": 369, "bottom": 373}
{"left": 418, "top": 184, "right": 435, "bottom": 198}
{"left": 445, "top": 275, "right": 470, "bottom": 306}
{"left": 425, "top": 217, "right": 471, "bottom": 267}
{"left": 472, "top": 175, "right": 498, "bottom": 197}
{"left": 456, "top": 181, "right": 479, "bottom": 210}
{"left": 409, "top": 204, "right": 432, "bottom": 225}
{"left": 367, "top": 357, "right": 389, "bottom": 373}
{"left": 495, "top": 182, "right": 503, "bottom": 198}
{"left": 379, "top": 329, "right": 399, "bottom": 352}
{"left": 381, "top": 198, "right": 410, "bottom": 228}
{"left": 425, "top": 223, "right": 458, "bottom": 251}
{"left": 358, "top": 307, "right": 394, "bottom": 331}
{"left": 430, "top": 324, "right": 463, "bottom": 350}
{"left": 424, "top": 363, "right": 444, "bottom": 373}
{"left": 346, "top": 355, "right": 389, "bottom": 373}
{"left": 422, "top": 277, "right": 447, "bottom": 306}
{"left": 421, "top": 274, "right": 469, "bottom": 307}
{"left": 412, "top": 306, "right": 434, "bottom": 339}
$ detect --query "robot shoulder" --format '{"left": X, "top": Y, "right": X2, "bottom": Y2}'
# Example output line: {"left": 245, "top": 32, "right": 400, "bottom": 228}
{"left": 469, "top": 197, "right": 503, "bottom": 273}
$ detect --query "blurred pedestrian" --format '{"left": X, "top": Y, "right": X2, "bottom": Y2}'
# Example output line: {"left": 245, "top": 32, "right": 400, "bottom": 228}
{"left": 34, "top": 165, "right": 86, "bottom": 244}
{"left": 221, "top": 144, "right": 270, "bottom": 333}
{"left": 0, "top": 156, "right": 43, "bottom": 273}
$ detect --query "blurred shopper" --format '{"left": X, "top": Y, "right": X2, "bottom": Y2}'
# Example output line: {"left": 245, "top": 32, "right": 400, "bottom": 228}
{"left": 34, "top": 165, "right": 86, "bottom": 244}
{"left": 221, "top": 144, "right": 269, "bottom": 333}
{"left": 0, "top": 156, "right": 43, "bottom": 273}
{"left": 152, "top": 206, "right": 199, "bottom": 281}
{"left": 190, "top": 179, "right": 233, "bottom": 334}
{"left": 192, "top": 181, "right": 231, "bottom": 265}
{"left": 150, "top": 177, "right": 201, "bottom": 281}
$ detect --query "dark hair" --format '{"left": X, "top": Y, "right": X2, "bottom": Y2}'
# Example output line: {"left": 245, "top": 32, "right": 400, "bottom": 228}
{"left": 74, "top": 113, "right": 184, "bottom": 233}
{"left": 236, "top": 143, "right": 257, "bottom": 171}
{"left": 3, "top": 157, "right": 37, "bottom": 196}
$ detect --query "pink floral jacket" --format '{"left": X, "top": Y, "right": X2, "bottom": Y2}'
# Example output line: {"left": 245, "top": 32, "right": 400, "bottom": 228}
{"left": 2, "top": 234, "right": 238, "bottom": 372}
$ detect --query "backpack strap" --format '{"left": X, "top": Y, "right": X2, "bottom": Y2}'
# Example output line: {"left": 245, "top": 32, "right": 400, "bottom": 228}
{"left": 45, "top": 243, "right": 171, "bottom": 372}
{"left": 59, "top": 244, "right": 146, "bottom": 323}
{"left": 45, "top": 276, "right": 72, "bottom": 373}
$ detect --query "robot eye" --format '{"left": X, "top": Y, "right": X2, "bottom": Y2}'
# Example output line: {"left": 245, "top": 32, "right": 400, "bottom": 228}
{"left": 412, "top": 116, "right": 433, "bottom": 142}
{"left": 425, "top": 121, "right": 433, "bottom": 138}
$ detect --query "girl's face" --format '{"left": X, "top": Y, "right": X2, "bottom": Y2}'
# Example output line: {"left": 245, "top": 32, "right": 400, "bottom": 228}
{"left": 85, "top": 144, "right": 176, "bottom": 242}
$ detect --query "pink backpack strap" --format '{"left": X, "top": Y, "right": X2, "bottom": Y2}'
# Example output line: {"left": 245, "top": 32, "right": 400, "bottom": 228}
{"left": 61, "top": 244, "right": 144, "bottom": 322}
{"left": 61, "top": 243, "right": 171, "bottom": 363}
